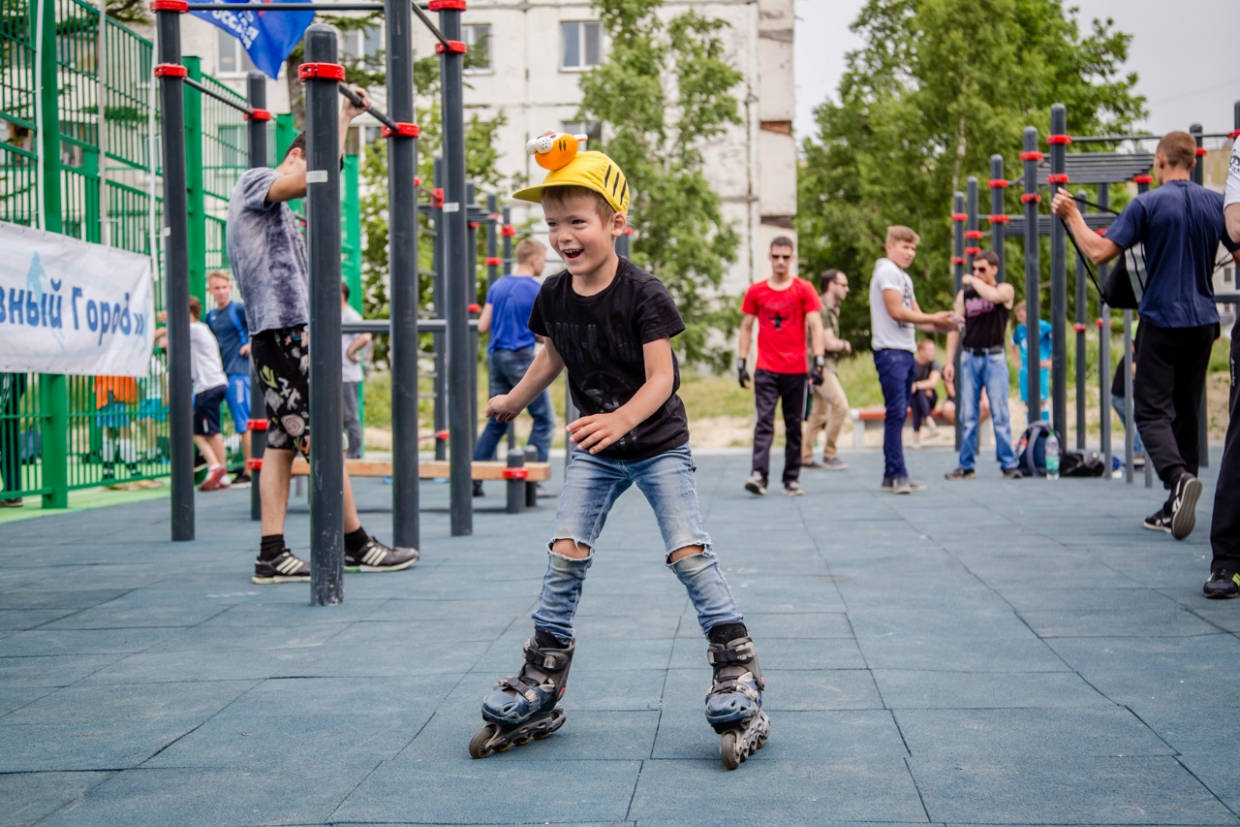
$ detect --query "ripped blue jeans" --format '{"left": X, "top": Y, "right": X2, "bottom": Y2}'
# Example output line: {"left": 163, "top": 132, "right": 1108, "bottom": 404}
{"left": 530, "top": 443, "right": 744, "bottom": 642}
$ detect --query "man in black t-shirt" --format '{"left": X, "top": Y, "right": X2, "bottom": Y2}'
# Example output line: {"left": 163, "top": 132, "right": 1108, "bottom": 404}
{"left": 466, "top": 142, "right": 768, "bottom": 768}
{"left": 943, "top": 251, "right": 1020, "bottom": 480}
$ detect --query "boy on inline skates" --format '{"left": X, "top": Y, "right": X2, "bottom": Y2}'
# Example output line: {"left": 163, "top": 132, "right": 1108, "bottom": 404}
{"left": 468, "top": 136, "right": 768, "bottom": 769}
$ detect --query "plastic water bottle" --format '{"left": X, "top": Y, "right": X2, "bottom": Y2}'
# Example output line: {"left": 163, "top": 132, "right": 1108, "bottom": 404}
{"left": 1045, "top": 432, "right": 1060, "bottom": 479}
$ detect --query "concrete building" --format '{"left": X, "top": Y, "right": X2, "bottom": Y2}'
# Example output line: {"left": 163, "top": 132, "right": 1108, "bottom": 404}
{"left": 181, "top": 0, "right": 798, "bottom": 298}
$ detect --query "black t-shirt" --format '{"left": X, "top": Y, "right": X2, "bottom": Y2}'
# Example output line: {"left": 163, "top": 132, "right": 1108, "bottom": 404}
{"left": 961, "top": 285, "right": 1009, "bottom": 350}
{"left": 914, "top": 359, "right": 942, "bottom": 384}
{"left": 528, "top": 258, "right": 689, "bottom": 460}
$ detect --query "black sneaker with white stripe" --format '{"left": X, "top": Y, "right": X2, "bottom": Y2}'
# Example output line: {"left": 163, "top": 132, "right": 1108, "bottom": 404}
{"left": 253, "top": 549, "right": 311, "bottom": 584}
{"left": 344, "top": 537, "right": 419, "bottom": 573}
{"left": 1167, "top": 473, "right": 1203, "bottom": 541}
{"left": 1143, "top": 507, "right": 1172, "bottom": 534}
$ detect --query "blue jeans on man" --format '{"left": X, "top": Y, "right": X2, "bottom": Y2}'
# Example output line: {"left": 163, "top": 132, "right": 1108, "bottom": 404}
{"left": 1111, "top": 394, "right": 1146, "bottom": 458}
{"left": 474, "top": 346, "right": 555, "bottom": 465}
{"left": 958, "top": 351, "right": 1018, "bottom": 473}
{"left": 874, "top": 348, "right": 916, "bottom": 481}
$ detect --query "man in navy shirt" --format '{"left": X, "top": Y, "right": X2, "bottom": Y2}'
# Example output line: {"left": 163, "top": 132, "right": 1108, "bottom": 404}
{"left": 205, "top": 270, "right": 252, "bottom": 486}
{"left": 1054, "top": 131, "right": 1239, "bottom": 542}
{"left": 473, "top": 238, "right": 557, "bottom": 495}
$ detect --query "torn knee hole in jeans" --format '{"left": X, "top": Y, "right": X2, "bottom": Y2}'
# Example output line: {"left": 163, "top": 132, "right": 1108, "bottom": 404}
{"left": 550, "top": 537, "right": 592, "bottom": 559}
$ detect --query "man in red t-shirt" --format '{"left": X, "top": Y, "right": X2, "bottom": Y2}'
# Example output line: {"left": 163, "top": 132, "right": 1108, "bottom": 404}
{"left": 737, "top": 236, "right": 826, "bottom": 495}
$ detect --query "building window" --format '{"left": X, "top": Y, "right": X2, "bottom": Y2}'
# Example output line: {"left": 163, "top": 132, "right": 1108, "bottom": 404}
{"left": 563, "top": 121, "right": 603, "bottom": 148}
{"left": 561, "top": 21, "right": 601, "bottom": 70}
{"left": 341, "top": 26, "right": 383, "bottom": 64}
{"left": 217, "top": 29, "right": 255, "bottom": 75}
{"left": 462, "top": 24, "right": 491, "bottom": 71}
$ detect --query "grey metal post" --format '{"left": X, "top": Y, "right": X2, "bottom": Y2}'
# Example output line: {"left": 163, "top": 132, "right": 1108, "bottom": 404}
{"left": 501, "top": 206, "right": 516, "bottom": 451}
{"left": 1074, "top": 190, "right": 1088, "bottom": 451}
{"left": 486, "top": 193, "right": 499, "bottom": 291}
{"left": 156, "top": 6, "right": 194, "bottom": 541}
{"left": 1098, "top": 183, "right": 1112, "bottom": 475}
{"left": 989, "top": 156, "right": 1007, "bottom": 283}
{"left": 246, "top": 71, "right": 268, "bottom": 522}
{"left": 524, "top": 443, "right": 538, "bottom": 507}
{"left": 617, "top": 228, "right": 631, "bottom": 258}
{"left": 386, "top": 0, "right": 420, "bottom": 554}
{"left": 505, "top": 447, "right": 525, "bottom": 514}
{"left": 953, "top": 191, "right": 965, "bottom": 451}
{"left": 467, "top": 182, "right": 479, "bottom": 457}
{"left": 1049, "top": 104, "right": 1068, "bottom": 441}
{"left": 1022, "top": 127, "right": 1042, "bottom": 426}
{"left": 432, "top": 157, "right": 447, "bottom": 461}
{"left": 965, "top": 177, "right": 980, "bottom": 452}
{"left": 438, "top": 6, "right": 472, "bottom": 535}
{"left": 1191, "top": 123, "right": 1210, "bottom": 469}
{"left": 1133, "top": 174, "right": 1153, "bottom": 489}
{"left": 303, "top": 25, "right": 345, "bottom": 605}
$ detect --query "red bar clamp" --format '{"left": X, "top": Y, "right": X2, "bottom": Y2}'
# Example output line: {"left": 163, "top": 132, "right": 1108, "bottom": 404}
{"left": 244, "top": 108, "right": 272, "bottom": 122}
{"left": 485, "top": 257, "right": 501, "bottom": 266}
{"left": 431, "top": 188, "right": 444, "bottom": 208}
{"left": 382, "top": 122, "right": 420, "bottom": 138}
{"left": 246, "top": 419, "right": 269, "bottom": 431}
{"left": 987, "top": 214, "right": 1010, "bottom": 223}
{"left": 623, "top": 227, "right": 634, "bottom": 235}
{"left": 1020, "top": 151, "right": 1044, "bottom": 162}
{"left": 964, "top": 230, "right": 983, "bottom": 240}
{"left": 964, "top": 247, "right": 981, "bottom": 256}
{"left": 1230, "top": 130, "right": 1240, "bottom": 141}
{"left": 1047, "top": 174, "right": 1069, "bottom": 184}
{"left": 1047, "top": 134, "right": 1073, "bottom": 145}
{"left": 435, "top": 41, "right": 468, "bottom": 55}
{"left": 500, "top": 224, "right": 516, "bottom": 237}
{"left": 1133, "top": 174, "right": 1153, "bottom": 184}
{"left": 952, "top": 256, "right": 965, "bottom": 265}
{"left": 1021, "top": 193, "right": 1041, "bottom": 203}
{"left": 153, "top": 64, "right": 188, "bottom": 78}
{"left": 468, "top": 303, "right": 481, "bottom": 314}
{"left": 149, "top": 0, "right": 188, "bottom": 11}
{"left": 298, "top": 63, "right": 346, "bottom": 81}
{"left": 246, "top": 458, "right": 263, "bottom": 471}
{"left": 1073, "top": 323, "right": 1087, "bottom": 333}
{"left": 428, "top": 0, "right": 467, "bottom": 9}
{"left": 988, "top": 179, "right": 1009, "bottom": 188}
{"left": 502, "top": 467, "right": 529, "bottom": 480}
{"left": 951, "top": 213, "right": 968, "bottom": 222}
{"left": 436, "top": 429, "right": 450, "bottom": 440}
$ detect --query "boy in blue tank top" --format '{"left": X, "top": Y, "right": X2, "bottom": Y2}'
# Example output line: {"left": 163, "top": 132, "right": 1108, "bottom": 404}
{"left": 471, "top": 238, "right": 556, "bottom": 496}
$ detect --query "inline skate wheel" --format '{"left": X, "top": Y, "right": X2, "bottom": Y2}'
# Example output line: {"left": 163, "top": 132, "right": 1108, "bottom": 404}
{"left": 469, "top": 724, "right": 498, "bottom": 759}
{"left": 721, "top": 731, "right": 741, "bottom": 770}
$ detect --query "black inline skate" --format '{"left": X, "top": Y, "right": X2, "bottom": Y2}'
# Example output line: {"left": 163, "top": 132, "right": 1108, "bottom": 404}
{"left": 704, "top": 624, "right": 769, "bottom": 769}
{"left": 469, "top": 633, "right": 574, "bottom": 759}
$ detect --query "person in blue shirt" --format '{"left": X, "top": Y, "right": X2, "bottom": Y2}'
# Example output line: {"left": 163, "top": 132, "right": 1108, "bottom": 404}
{"left": 1053, "top": 131, "right": 1239, "bottom": 543}
{"left": 473, "top": 238, "right": 557, "bottom": 496}
{"left": 205, "top": 271, "right": 252, "bottom": 486}
{"left": 1010, "top": 300, "right": 1051, "bottom": 422}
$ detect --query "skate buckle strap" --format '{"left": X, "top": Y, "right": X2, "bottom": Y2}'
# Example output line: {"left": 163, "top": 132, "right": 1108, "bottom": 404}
{"left": 499, "top": 676, "right": 539, "bottom": 704}
{"left": 707, "top": 677, "right": 761, "bottom": 702}
{"left": 707, "top": 638, "right": 755, "bottom": 666}
{"left": 524, "top": 641, "right": 569, "bottom": 671}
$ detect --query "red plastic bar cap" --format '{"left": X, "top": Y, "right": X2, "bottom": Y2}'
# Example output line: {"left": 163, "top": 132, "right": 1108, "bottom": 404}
{"left": 987, "top": 214, "right": 1010, "bottom": 223}
{"left": 382, "top": 122, "right": 420, "bottom": 138}
{"left": 1230, "top": 130, "right": 1240, "bottom": 141}
{"left": 428, "top": 0, "right": 467, "bottom": 9}
{"left": 431, "top": 187, "right": 444, "bottom": 207}
{"left": 1020, "top": 151, "right": 1044, "bottom": 162}
{"left": 951, "top": 213, "right": 968, "bottom": 222}
{"left": 964, "top": 230, "right": 983, "bottom": 239}
{"left": 500, "top": 224, "right": 516, "bottom": 237}
{"left": 436, "top": 429, "right": 450, "bottom": 440}
{"left": 485, "top": 257, "right": 501, "bottom": 266}
{"left": 468, "top": 303, "right": 481, "bottom": 314}
{"left": 298, "top": 63, "right": 346, "bottom": 81}
{"left": 964, "top": 247, "right": 981, "bottom": 255}
{"left": 1047, "top": 174, "right": 1069, "bottom": 184}
{"left": 246, "top": 458, "right": 263, "bottom": 470}
{"left": 1133, "top": 174, "right": 1153, "bottom": 184}
{"left": 1021, "top": 193, "right": 1042, "bottom": 203}
{"left": 502, "top": 467, "right": 529, "bottom": 480}
{"left": 1196, "top": 147, "right": 1208, "bottom": 156}
{"left": 246, "top": 419, "right": 269, "bottom": 431}
{"left": 435, "top": 41, "right": 468, "bottom": 55}
{"left": 623, "top": 227, "right": 634, "bottom": 235}
{"left": 153, "top": 64, "right": 188, "bottom": 78}
{"left": 988, "top": 179, "right": 1009, "bottom": 188}
{"left": 244, "top": 108, "right": 272, "bottom": 122}
{"left": 1073, "top": 323, "right": 1087, "bottom": 333}
{"left": 951, "top": 256, "right": 965, "bottom": 265}
{"left": 1047, "top": 134, "right": 1073, "bottom": 145}
{"left": 149, "top": 0, "right": 188, "bottom": 11}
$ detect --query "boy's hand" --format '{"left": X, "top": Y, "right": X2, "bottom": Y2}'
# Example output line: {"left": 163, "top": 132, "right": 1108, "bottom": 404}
{"left": 567, "top": 411, "right": 632, "bottom": 454}
{"left": 484, "top": 394, "right": 523, "bottom": 423}
{"left": 342, "top": 87, "right": 371, "bottom": 120}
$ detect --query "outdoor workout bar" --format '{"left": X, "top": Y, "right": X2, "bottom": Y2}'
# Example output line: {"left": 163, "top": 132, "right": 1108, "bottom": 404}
{"left": 1049, "top": 104, "right": 1069, "bottom": 439}
{"left": 246, "top": 71, "right": 269, "bottom": 522}
{"left": 1021, "top": 127, "right": 1043, "bottom": 426}
{"left": 951, "top": 191, "right": 965, "bottom": 451}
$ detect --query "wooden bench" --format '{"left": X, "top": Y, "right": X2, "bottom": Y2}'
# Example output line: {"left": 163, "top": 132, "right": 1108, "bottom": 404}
{"left": 288, "top": 458, "right": 553, "bottom": 482}
{"left": 851, "top": 404, "right": 991, "bottom": 448}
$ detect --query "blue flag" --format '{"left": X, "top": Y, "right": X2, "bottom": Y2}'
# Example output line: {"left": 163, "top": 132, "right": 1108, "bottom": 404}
{"left": 192, "top": 0, "right": 314, "bottom": 80}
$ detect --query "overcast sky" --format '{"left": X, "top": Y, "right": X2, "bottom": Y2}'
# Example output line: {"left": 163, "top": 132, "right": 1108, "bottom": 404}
{"left": 794, "top": 0, "right": 1240, "bottom": 145}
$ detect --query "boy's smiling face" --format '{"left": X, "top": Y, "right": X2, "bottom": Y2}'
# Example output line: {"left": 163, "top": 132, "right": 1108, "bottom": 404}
{"left": 543, "top": 190, "right": 624, "bottom": 278}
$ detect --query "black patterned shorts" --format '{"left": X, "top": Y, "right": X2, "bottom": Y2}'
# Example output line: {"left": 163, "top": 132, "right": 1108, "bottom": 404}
{"left": 251, "top": 326, "right": 311, "bottom": 457}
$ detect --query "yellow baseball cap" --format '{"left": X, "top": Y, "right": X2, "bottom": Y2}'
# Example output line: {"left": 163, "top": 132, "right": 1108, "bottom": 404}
{"left": 513, "top": 150, "right": 630, "bottom": 215}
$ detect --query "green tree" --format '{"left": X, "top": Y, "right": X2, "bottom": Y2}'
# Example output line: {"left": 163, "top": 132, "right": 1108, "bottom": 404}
{"left": 576, "top": 0, "right": 744, "bottom": 371}
{"left": 797, "top": 0, "right": 1147, "bottom": 346}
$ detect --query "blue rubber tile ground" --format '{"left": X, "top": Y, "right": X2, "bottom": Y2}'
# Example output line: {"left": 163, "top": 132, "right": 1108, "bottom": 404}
{"left": 2, "top": 448, "right": 1239, "bottom": 825}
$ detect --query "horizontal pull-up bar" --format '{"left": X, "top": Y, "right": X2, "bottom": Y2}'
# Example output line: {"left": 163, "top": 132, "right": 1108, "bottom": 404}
{"left": 336, "top": 83, "right": 403, "bottom": 134}
{"left": 179, "top": 2, "right": 450, "bottom": 50}
{"left": 184, "top": 76, "right": 253, "bottom": 116}
{"left": 1072, "top": 133, "right": 1234, "bottom": 143}
{"left": 342, "top": 318, "right": 478, "bottom": 335}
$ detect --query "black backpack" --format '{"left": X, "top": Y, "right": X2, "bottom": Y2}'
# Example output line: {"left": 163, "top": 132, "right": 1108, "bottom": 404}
{"left": 1061, "top": 450, "right": 1106, "bottom": 478}
{"left": 1015, "top": 421, "right": 1057, "bottom": 478}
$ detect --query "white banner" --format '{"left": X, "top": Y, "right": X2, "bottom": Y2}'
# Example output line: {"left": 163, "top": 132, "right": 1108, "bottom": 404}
{"left": 0, "top": 220, "right": 155, "bottom": 377}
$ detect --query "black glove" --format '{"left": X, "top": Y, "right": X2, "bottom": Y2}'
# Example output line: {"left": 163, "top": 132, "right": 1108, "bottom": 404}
{"left": 810, "top": 355, "right": 825, "bottom": 387}
{"left": 737, "top": 358, "right": 750, "bottom": 389}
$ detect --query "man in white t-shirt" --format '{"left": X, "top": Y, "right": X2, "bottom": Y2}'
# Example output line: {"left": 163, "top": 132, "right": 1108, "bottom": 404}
{"left": 156, "top": 297, "right": 231, "bottom": 492}
{"left": 869, "top": 225, "right": 959, "bottom": 494}
{"left": 1205, "top": 144, "right": 1240, "bottom": 598}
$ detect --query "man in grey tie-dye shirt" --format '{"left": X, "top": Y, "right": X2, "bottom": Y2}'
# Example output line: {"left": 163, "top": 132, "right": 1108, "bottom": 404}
{"left": 226, "top": 87, "right": 418, "bottom": 585}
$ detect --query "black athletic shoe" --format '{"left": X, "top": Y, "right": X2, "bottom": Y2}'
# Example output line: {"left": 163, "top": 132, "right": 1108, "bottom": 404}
{"left": 1203, "top": 570, "right": 1240, "bottom": 600}
{"left": 744, "top": 472, "right": 767, "bottom": 496}
{"left": 1002, "top": 468, "right": 1023, "bottom": 479}
{"left": 472, "top": 481, "right": 485, "bottom": 498}
{"left": 1168, "top": 474, "right": 1203, "bottom": 541}
{"left": 344, "top": 537, "right": 419, "bottom": 573}
{"left": 231, "top": 471, "right": 252, "bottom": 488}
{"left": 944, "top": 467, "right": 976, "bottom": 480}
{"left": 1143, "top": 507, "right": 1172, "bottom": 534}
{"left": 881, "top": 476, "right": 895, "bottom": 493}
{"left": 253, "top": 550, "right": 311, "bottom": 584}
